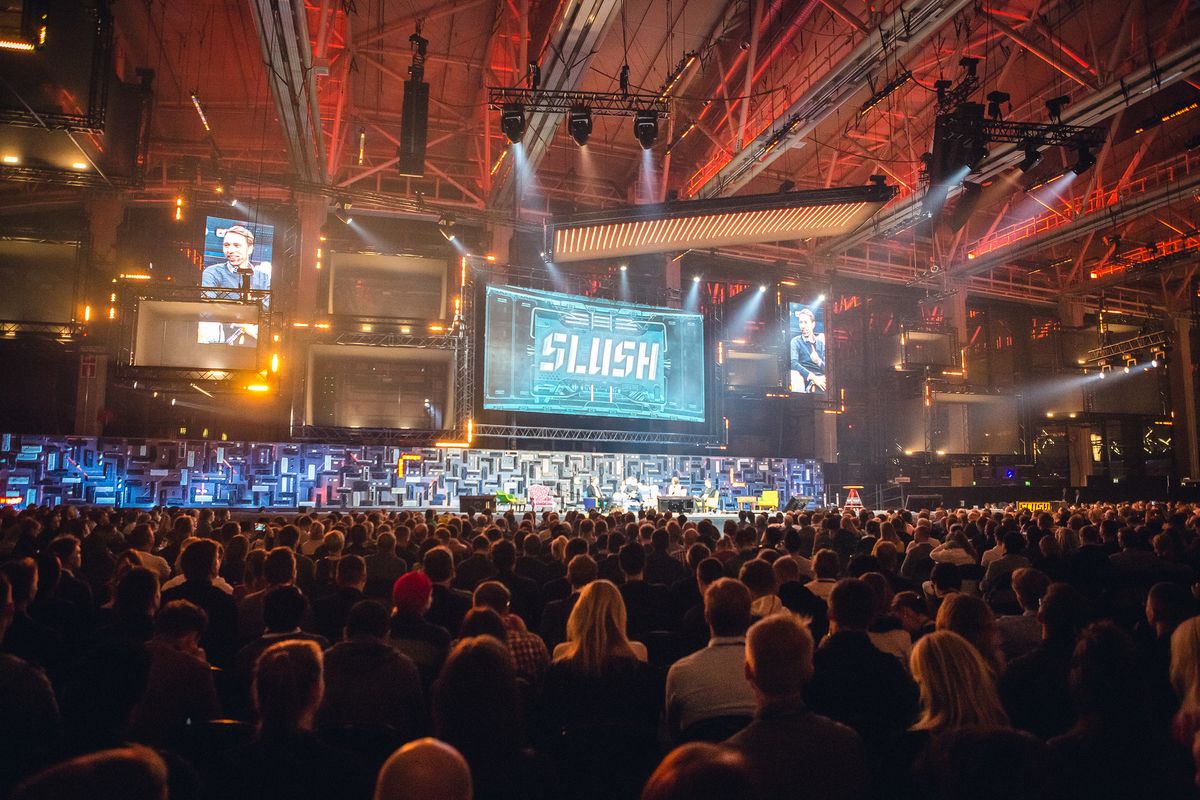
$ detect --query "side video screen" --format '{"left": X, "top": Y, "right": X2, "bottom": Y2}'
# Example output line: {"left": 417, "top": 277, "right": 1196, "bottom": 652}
{"left": 483, "top": 285, "right": 706, "bottom": 423}
{"left": 198, "top": 216, "right": 274, "bottom": 347}
{"left": 787, "top": 299, "right": 828, "bottom": 394}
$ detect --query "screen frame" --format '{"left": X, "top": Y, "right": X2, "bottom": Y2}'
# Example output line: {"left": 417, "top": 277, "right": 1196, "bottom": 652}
{"left": 477, "top": 282, "right": 714, "bottom": 432}
{"left": 783, "top": 292, "right": 831, "bottom": 397}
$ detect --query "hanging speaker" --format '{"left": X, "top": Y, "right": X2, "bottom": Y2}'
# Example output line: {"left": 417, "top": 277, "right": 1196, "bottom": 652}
{"left": 398, "top": 78, "right": 429, "bottom": 177}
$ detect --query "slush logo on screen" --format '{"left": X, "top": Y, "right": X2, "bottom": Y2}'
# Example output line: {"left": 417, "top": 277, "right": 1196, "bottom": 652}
{"left": 538, "top": 332, "right": 661, "bottom": 381}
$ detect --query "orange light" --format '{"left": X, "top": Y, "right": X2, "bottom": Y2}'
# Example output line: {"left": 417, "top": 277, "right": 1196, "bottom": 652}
{"left": 107, "top": 307, "right": 116, "bottom": 320}
{"left": 270, "top": 353, "right": 279, "bottom": 373}
{"left": 486, "top": 254, "right": 497, "bottom": 262}
{"left": 966, "top": 252, "right": 976, "bottom": 260}
{"left": 466, "top": 418, "right": 474, "bottom": 444}
{"left": 83, "top": 305, "right": 92, "bottom": 322}
{"left": 435, "top": 441, "right": 471, "bottom": 448}
{"left": 429, "top": 324, "right": 445, "bottom": 333}
{"left": 292, "top": 322, "right": 310, "bottom": 327}
{"left": 0, "top": 39, "right": 36, "bottom": 51}
{"left": 245, "top": 383, "right": 271, "bottom": 393}
{"left": 1089, "top": 271, "right": 1098, "bottom": 279}
{"left": 314, "top": 322, "right": 331, "bottom": 329}
{"left": 120, "top": 274, "right": 152, "bottom": 281}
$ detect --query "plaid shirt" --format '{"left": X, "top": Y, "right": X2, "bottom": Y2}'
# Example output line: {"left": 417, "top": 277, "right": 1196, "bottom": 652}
{"left": 505, "top": 623, "right": 549, "bottom": 682}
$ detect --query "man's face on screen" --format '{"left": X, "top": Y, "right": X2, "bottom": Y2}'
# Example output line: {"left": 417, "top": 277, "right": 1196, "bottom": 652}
{"left": 223, "top": 232, "right": 252, "bottom": 268}
{"left": 797, "top": 311, "right": 814, "bottom": 337}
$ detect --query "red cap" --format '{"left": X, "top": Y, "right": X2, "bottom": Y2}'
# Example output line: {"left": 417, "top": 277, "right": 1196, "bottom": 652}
{"left": 392, "top": 571, "right": 433, "bottom": 612}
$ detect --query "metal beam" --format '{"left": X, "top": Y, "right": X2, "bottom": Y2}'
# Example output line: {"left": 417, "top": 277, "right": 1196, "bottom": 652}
{"left": 488, "top": 0, "right": 624, "bottom": 209}
{"left": 986, "top": 12, "right": 1100, "bottom": 90}
{"left": 820, "top": 38, "right": 1200, "bottom": 255}
{"left": 945, "top": 171, "right": 1200, "bottom": 281}
{"left": 248, "top": 0, "right": 325, "bottom": 184}
{"left": 696, "top": 0, "right": 974, "bottom": 199}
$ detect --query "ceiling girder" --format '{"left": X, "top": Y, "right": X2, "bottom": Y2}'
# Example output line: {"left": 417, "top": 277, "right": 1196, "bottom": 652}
{"left": 696, "top": 0, "right": 975, "bottom": 199}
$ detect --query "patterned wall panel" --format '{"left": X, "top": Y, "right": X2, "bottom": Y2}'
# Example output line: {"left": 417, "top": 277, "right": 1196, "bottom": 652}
{"left": 0, "top": 433, "right": 823, "bottom": 510}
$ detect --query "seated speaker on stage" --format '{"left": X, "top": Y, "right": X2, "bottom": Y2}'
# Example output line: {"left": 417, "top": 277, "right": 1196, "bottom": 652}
{"left": 582, "top": 479, "right": 603, "bottom": 511}
{"left": 700, "top": 478, "right": 720, "bottom": 512}
{"left": 666, "top": 477, "right": 688, "bottom": 497}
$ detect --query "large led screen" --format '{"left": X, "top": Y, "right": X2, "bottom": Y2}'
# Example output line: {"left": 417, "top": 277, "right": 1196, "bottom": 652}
{"left": 787, "top": 300, "right": 828, "bottom": 394}
{"left": 200, "top": 216, "right": 274, "bottom": 295}
{"left": 484, "top": 285, "right": 705, "bottom": 423}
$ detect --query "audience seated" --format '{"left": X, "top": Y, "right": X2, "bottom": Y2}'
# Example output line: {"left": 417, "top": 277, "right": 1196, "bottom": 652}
{"left": 4, "top": 500, "right": 1200, "bottom": 800}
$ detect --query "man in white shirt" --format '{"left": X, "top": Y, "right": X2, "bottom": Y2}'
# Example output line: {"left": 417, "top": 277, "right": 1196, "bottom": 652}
{"left": 665, "top": 578, "right": 757, "bottom": 741}
{"left": 128, "top": 523, "right": 171, "bottom": 581}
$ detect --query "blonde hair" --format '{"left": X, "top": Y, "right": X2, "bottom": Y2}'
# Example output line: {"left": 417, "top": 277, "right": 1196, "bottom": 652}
{"left": 910, "top": 630, "right": 1008, "bottom": 734}
{"left": 1171, "top": 616, "right": 1200, "bottom": 709}
{"left": 557, "top": 580, "right": 636, "bottom": 676}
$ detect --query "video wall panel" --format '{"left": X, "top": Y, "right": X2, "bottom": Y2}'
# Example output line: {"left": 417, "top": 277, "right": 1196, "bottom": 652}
{"left": 306, "top": 345, "right": 455, "bottom": 430}
{"left": 483, "top": 285, "right": 706, "bottom": 423}
{"left": 0, "top": 240, "right": 78, "bottom": 323}
{"left": 133, "top": 300, "right": 259, "bottom": 370}
{"left": 328, "top": 253, "right": 447, "bottom": 319}
{"left": 787, "top": 298, "right": 828, "bottom": 394}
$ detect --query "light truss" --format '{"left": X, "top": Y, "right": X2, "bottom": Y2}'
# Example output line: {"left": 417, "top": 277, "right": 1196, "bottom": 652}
{"left": 487, "top": 88, "right": 669, "bottom": 117}
{"left": 0, "top": 321, "right": 80, "bottom": 338}
{"left": 547, "top": 185, "right": 897, "bottom": 263}
{"left": 290, "top": 425, "right": 451, "bottom": 446}
{"left": 334, "top": 332, "right": 459, "bottom": 349}
{"left": 473, "top": 424, "right": 723, "bottom": 447}
{"left": 1084, "top": 330, "right": 1170, "bottom": 364}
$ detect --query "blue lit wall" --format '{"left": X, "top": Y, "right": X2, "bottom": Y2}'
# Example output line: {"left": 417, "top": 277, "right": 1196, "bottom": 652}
{"left": 0, "top": 433, "right": 822, "bottom": 510}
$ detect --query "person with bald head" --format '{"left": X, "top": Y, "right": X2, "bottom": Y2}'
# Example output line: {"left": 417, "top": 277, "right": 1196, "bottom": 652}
{"left": 373, "top": 738, "right": 472, "bottom": 800}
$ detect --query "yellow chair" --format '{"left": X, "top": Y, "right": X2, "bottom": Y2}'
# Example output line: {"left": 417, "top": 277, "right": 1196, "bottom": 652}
{"left": 756, "top": 490, "right": 780, "bottom": 512}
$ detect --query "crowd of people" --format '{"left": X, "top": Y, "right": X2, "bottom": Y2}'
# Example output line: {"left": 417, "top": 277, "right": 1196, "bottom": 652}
{"left": 2, "top": 499, "right": 1200, "bottom": 799}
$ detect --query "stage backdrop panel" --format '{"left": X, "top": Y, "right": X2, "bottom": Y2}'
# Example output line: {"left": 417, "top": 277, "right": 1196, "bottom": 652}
{"left": 328, "top": 253, "right": 447, "bottom": 319}
{"left": 483, "top": 285, "right": 705, "bottom": 423}
{"left": 0, "top": 240, "right": 77, "bottom": 323}
{"left": 306, "top": 344, "right": 455, "bottom": 430}
{"left": 0, "top": 434, "right": 822, "bottom": 510}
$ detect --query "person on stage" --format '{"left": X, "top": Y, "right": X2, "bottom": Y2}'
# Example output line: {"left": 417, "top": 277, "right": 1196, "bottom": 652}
{"left": 202, "top": 225, "right": 271, "bottom": 300}
{"left": 666, "top": 477, "right": 688, "bottom": 497}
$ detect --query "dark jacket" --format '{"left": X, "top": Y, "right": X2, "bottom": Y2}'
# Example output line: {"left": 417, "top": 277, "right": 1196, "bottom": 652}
{"left": 805, "top": 630, "right": 918, "bottom": 752}
{"left": 160, "top": 580, "right": 238, "bottom": 668}
{"left": 427, "top": 583, "right": 472, "bottom": 637}
{"left": 318, "top": 638, "right": 426, "bottom": 739}
{"left": 725, "top": 696, "right": 867, "bottom": 800}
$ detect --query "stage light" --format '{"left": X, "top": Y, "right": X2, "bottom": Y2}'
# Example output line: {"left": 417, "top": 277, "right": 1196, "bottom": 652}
{"left": 1072, "top": 144, "right": 1096, "bottom": 175}
{"left": 528, "top": 61, "right": 540, "bottom": 91}
{"left": 1046, "top": 95, "right": 1069, "bottom": 123}
{"left": 959, "top": 56, "right": 979, "bottom": 78}
{"left": 438, "top": 214, "right": 457, "bottom": 242}
{"left": 758, "top": 284, "right": 767, "bottom": 292}
{"left": 568, "top": 105, "right": 592, "bottom": 146}
{"left": 693, "top": 275, "right": 701, "bottom": 283}
{"left": 985, "top": 90, "right": 1010, "bottom": 121}
{"left": 71, "top": 161, "right": 88, "bottom": 170}
{"left": 1018, "top": 140, "right": 1043, "bottom": 173}
{"left": 619, "top": 264, "right": 627, "bottom": 271}
{"left": 548, "top": 184, "right": 895, "bottom": 262}
{"left": 619, "top": 64, "right": 630, "bottom": 95}
{"left": 174, "top": 196, "right": 183, "bottom": 222}
{"left": 245, "top": 383, "right": 271, "bottom": 393}
{"left": 634, "top": 109, "right": 658, "bottom": 149}
{"left": 357, "top": 127, "right": 366, "bottom": 165}
{"left": 1, "top": 154, "right": 17, "bottom": 164}
{"left": 500, "top": 103, "right": 526, "bottom": 144}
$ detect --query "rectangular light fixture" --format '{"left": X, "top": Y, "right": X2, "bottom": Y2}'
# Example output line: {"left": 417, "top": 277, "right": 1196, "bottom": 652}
{"left": 546, "top": 185, "right": 896, "bottom": 263}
